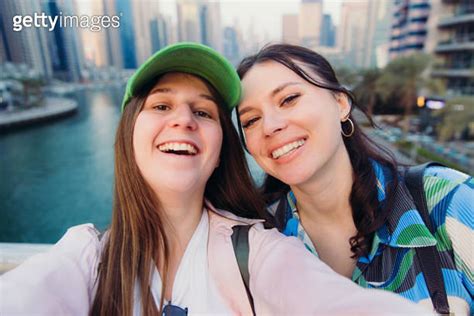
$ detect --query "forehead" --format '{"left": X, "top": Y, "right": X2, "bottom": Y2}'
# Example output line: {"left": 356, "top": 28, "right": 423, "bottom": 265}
{"left": 150, "top": 72, "right": 212, "bottom": 94}
{"left": 240, "top": 61, "right": 313, "bottom": 101}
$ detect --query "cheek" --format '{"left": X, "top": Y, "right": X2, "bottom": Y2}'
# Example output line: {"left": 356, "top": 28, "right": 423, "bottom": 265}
{"left": 243, "top": 130, "right": 261, "bottom": 157}
{"left": 132, "top": 114, "right": 162, "bottom": 161}
{"left": 213, "top": 134, "right": 223, "bottom": 159}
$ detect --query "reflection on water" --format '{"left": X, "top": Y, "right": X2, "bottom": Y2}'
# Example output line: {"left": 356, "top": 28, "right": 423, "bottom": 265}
{"left": 0, "top": 88, "right": 123, "bottom": 243}
{"left": 0, "top": 87, "right": 266, "bottom": 243}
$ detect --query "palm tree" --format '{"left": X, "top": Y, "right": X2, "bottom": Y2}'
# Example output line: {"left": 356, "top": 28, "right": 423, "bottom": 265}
{"left": 353, "top": 68, "right": 381, "bottom": 116}
{"left": 375, "top": 53, "right": 444, "bottom": 134}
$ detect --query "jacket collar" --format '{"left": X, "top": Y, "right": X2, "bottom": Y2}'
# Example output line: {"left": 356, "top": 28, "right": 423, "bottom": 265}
{"left": 284, "top": 161, "right": 437, "bottom": 262}
{"left": 370, "top": 161, "right": 437, "bottom": 251}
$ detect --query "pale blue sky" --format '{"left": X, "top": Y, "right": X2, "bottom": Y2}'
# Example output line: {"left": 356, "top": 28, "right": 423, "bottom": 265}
{"left": 160, "top": 0, "right": 342, "bottom": 41}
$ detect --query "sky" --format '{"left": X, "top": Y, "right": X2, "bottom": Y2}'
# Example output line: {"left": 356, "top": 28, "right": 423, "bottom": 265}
{"left": 159, "top": 0, "right": 342, "bottom": 41}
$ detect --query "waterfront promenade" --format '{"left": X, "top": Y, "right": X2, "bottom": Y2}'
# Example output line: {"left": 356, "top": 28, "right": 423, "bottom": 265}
{"left": 0, "top": 97, "right": 78, "bottom": 130}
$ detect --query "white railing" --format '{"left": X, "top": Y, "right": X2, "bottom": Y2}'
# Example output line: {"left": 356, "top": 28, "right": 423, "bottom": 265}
{"left": 0, "top": 243, "right": 52, "bottom": 275}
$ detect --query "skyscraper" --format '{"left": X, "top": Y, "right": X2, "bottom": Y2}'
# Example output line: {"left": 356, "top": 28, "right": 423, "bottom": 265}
{"left": 116, "top": 0, "right": 137, "bottom": 69}
{"left": 150, "top": 15, "right": 170, "bottom": 53}
{"left": 43, "top": 0, "right": 83, "bottom": 81}
{"left": 282, "top": 14, "right": 299, "bottom": 45}
{"left": 223, "top": 26, "right": 240, "bottom": 65}
{"left": 199, "top": 1, "right": 222, "bottom": 51}
{"left": 103, "top": 0, "right": 124, "bottom": 69}
{"left": 177, "top": 0, "right": 201, "bottom": 43}
{"left": 321, "top": 14, "right": 336, "bottom": 47}
{"left": 0, "top": 0, "right": 53, "bottom": 78}
{"left": 338, "top": 0, "right": 369, "bottom": 67}
{"left": 299, "top": 0, "right": 323, "bottom": 47}
{"left": 336, "top": 0, "right": 391, "bottom": 68}
{"left": 132, "top": 1, "right": 159, "bottom": 64}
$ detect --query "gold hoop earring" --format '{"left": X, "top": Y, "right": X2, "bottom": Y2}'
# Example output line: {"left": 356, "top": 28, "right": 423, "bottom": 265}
{"left": 341, "top": 118, "right": 355, "bottom": 137}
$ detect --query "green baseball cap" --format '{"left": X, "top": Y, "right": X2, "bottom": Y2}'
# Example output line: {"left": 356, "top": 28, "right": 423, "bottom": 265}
{"left": 121, "top": 42, "right": 241, "bottom": 112}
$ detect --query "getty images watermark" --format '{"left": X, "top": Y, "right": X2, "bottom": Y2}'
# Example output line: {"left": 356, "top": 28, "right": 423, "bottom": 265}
{"left": 12, "top": 12, "right": 121, "bottom": 32}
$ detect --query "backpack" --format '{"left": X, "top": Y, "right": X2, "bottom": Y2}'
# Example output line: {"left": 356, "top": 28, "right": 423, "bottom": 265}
{"left": 231, "top": 225, "right": 255, "bottom": 315}
{"left": 231, "top": 162, "right": 450, "bottom": 315}
{"left": 404, "top": 162, "right": 450, "bottom": 314}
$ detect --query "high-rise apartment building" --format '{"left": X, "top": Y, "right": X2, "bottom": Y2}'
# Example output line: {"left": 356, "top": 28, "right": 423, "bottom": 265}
{"left": 389, "top": 0, "right": 431, "bottom": 59}
{"left": 430, "top": 0, "right": 473, "bottom": 95}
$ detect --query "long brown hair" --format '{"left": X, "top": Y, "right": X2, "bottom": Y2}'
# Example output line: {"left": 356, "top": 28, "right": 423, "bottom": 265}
{"left": 91, "top": 74, "right": 268, "bottom": 315}
{"left": 237, "top": 44, "right": 399, "bottom": 259}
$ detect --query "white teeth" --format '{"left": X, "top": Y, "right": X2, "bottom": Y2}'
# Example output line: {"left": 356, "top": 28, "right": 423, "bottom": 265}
{"left": 158, "top": 142, "right": 197, "bottom": 154}
{"left": 271, "top": 139, "right": 305, "bottom": 159}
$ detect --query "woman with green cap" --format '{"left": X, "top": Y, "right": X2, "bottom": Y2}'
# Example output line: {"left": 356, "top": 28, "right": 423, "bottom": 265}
{"left": 0, "top": 43, "right": 428, "bottom": 315}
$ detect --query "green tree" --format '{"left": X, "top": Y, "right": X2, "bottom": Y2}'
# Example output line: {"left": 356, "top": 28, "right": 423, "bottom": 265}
{"left": 435, "top": 97, "right": 474, "bottom": 141}
{"left": 353, "top": 68, "right": 381, "bottom": 116}
{"left": 375, "top": 53, "right": 444, "bottom": 134}
{"left": 335, "top": 66, "right": 359, "bottom": 89}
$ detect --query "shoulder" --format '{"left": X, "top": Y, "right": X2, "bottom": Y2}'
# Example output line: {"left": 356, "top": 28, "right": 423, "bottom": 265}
{"left": 3, "top": 223, "right": 103, "bottom": 281}
{"left": 422, "top": 166, "right": 472, "bottom": 224}
{"left": 0, "top": 224, "right": 104, "bottom": 314}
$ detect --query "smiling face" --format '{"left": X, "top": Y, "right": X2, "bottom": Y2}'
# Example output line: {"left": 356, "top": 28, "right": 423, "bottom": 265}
{"left": 239, "top": 61, "right": 351, "bottom": 186}
{"left": 133, "top": 72, "right": 223, "bottom": 196}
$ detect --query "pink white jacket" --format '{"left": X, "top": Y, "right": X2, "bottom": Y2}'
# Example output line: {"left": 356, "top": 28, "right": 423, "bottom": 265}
{"left": 1, "top": 205, "right": 430, "bottom": 315}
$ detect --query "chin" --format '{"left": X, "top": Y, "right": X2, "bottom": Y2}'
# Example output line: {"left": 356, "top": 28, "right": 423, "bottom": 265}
{"left": 272, "top": 170, "right": 313, "bottom": 186}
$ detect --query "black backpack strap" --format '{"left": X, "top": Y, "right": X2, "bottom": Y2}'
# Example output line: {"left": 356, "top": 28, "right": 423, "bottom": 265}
{"left": 231, "top": 225, "right": 255, "bottom": 316}
{"left": 405, "top": 162, "right": 450, "bottom": 314}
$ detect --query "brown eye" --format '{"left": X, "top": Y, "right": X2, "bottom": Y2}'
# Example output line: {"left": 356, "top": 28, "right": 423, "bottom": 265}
{"left": 194, "top": 110, "right": 212, "bottom": 119}
{"left": 152, "top": 104, "right": 170, "bottom": 111}
{"left": 281, "top": 94, "right": 300, "bottom": 106}
{"left": 242, "top": 117, "right": 260, "bottom": 129}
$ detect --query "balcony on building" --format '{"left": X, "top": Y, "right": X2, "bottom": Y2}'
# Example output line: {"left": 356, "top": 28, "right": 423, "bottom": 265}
{"left": 438, "top": 3, "right": 474, "bottom": 27}
{"left": 435, "top": 33, "right": 474, "bottom": 52}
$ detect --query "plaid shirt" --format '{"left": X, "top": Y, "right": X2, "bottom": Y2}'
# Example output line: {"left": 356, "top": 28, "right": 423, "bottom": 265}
{"left": 277, "top": 163, "right": 473, "bottom": 313}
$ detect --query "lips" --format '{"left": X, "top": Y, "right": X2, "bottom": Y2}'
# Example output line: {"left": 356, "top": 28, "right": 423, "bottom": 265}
{"left": 157, "top": 141, "right": 198, "bottom": 155}
{"left": 270, "top": 138, "right": 306, "bottom": 159}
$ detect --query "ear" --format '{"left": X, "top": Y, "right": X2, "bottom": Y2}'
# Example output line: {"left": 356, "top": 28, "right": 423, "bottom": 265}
{"left": 336, "top": 93, "right": 352, "bottom": 121}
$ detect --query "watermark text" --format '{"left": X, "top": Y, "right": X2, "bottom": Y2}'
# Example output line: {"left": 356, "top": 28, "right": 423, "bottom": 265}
{"left": 13, "top": 12, "right": 121, "bottom": 32}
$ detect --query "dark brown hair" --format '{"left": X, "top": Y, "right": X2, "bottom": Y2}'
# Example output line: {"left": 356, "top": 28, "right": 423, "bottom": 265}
{"left": 237, "top": 43, "right": 399, "bottom": 258}
{"left": 91, "top": 74, "right": 267, "bottom": 315}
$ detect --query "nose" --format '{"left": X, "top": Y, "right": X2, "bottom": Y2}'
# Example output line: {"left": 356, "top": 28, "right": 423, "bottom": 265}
{"left": 262, "top": 108, "right": 287, "bottom": 137}
{"left": 169, "top": 104, "right": 198, "bottom": 131}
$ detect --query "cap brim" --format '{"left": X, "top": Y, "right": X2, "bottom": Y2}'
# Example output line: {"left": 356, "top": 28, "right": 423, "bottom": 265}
{"left": 122, "top": 42, "right": 241, "bottom": 112}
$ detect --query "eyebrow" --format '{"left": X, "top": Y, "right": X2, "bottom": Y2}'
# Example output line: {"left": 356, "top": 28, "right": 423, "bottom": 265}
{"left": 239, "top": 82, "right": 301, "bottom": 117}
{"left": 148, "top": 87, "right": 217, "bottom": 103}
{"left": 271, "top": 82, "right": 301, "bottom": 97}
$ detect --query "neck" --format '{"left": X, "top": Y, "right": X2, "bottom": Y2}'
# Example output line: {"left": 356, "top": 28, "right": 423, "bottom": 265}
{"left": 157, "top": 188, "right": 205, "bottom": 250}
{"left": 291, "top": 144, "right": 354, "bottom": 226}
